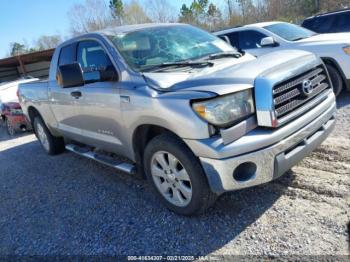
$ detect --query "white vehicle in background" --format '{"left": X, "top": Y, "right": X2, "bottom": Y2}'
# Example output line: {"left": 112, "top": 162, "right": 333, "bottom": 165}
{"left": 215, "top": 21, "right": 350, "bottom": 96}
{"left": 0, "top": 78, "right": 38, "bottom": 105}
{"left": 0, "top": 78, "right": 37, "bottom": 135}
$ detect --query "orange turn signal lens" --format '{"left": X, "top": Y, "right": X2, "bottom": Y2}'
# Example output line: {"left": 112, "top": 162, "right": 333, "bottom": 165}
{"left": 343, "top": 46, "right": 350, "bottom": 55}
{"left": 193, "top": 104, "right": 206, "bottom": 118}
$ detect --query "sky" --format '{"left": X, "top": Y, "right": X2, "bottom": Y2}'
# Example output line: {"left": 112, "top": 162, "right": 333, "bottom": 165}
{"left": 0, "top": 0, "right": 195, "bottom": 59}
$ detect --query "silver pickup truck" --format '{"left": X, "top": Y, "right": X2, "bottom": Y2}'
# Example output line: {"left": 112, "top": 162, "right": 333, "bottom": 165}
{"left": 19, "top": 23, "right": 336, "bottom": 215}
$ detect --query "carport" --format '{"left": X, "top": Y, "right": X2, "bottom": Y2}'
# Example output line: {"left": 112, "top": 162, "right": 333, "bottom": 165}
{"left": 0, "top": 49, "right": 54, "bottom": 83}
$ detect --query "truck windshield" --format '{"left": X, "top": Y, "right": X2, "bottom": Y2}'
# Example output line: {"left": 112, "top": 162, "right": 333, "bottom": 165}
{"left": 107, "top": 25, "right": 236, "bottom": 72}
{"left": 264, "top": 22, "right": 317, "bottom": 41}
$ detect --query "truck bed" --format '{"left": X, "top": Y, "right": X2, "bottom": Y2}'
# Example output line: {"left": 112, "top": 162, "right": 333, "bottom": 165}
{"left": 19, "top": 80, "right": 49, "bottom": 102}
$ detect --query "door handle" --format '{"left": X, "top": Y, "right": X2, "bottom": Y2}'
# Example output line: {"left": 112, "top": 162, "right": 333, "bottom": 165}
{"left": 120, "top": 95, "right": 130, "bottom": 103}
{"left": 71, "top": 91, "right": 82, "bottom": 99}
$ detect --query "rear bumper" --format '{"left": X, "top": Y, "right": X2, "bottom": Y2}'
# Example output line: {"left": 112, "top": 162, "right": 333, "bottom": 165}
{"left": 6, "top": 115, "right": 32, "bottom": 130}
{"left": 185, "top": 92, "right": 336, "bottom": 194}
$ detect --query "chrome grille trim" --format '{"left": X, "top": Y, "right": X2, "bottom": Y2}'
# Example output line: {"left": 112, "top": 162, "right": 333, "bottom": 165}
{"left": 277, "top": 89, "right": 332, "bottom": 126}
{"left": 274, "top": 88, "right": 301, "bottom": 106}
{"left": 273, "top": 67, "right": 323, "bottom": 95}
{"left": 275, "top": 83, "right": 329, "bottom": 117}
{"left": 272, "top": 65, "right": 331, "bottom": 125}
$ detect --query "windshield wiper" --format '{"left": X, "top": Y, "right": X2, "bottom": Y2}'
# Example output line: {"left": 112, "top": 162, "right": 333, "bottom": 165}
{"left": 143, "top": 61, "right": 214, "bottom": 72}
{"left": 207, "top": 51, "right": 242, "bottom": 60}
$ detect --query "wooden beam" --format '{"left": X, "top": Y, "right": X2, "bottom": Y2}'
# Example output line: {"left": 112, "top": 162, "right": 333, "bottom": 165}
{"left": 17, "top": 55, "right": 26, "bottom": 76}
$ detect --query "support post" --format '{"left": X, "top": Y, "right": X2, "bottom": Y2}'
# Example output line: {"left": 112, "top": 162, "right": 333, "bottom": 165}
{"left": 17, "top": 55, "right": 26, "bottom": 77}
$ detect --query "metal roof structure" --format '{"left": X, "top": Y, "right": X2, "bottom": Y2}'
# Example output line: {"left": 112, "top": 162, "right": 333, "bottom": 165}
{"left": 0, "top": 48, "right": 55, "bottom": 82}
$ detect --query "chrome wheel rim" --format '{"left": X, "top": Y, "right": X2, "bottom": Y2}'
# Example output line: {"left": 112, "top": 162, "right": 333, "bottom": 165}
{"left": 151, "top": 151, "right": 192, "bottom": 207}
{"left": 36, "top": 122, "right": 49, "bottom": 151}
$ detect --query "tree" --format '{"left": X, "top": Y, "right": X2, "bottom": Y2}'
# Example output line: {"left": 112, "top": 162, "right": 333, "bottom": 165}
{"left": 179, "top": 4, "right": 194, "bottom": 24}
{"left": 68, "top": 0, "right": 114, "bottom": 35}
{"left": 36, "top": 35, "right": 62, "bottom": 50}
{"left": 145, "top": 0, "right": 176, "bottom": 23}
{"left": 207, "top": 3, "right": 223, "bottom": 30}
{"left": 109, "top": 0, "right": 124, "bottom": 25}
{"left": 179, "top": 0, "right": 222, "bottom": 29}
{"left": 123, "top": 0, "right": 151, "bottom": 24}
{"left": 9, "top": 42, "right": 27, "bottom": 56}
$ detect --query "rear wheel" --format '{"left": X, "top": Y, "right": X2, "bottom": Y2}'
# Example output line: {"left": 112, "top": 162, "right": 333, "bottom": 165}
{"left": 33, "top": 116, "right": 65, "bottom": 155}
{"left": 326, "top": 64, "right": 343, "bottom": 96}
{"left": 144, "top": 133, "right": 217, "bottom": 215}
{"left": 5, "top": 118, "right": 15, "bottom": 136}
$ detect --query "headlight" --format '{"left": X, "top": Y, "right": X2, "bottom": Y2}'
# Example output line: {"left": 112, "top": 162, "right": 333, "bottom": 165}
{"left": 192, "top": 89, "right": 255, "bottom": 127}
{"left": 343, "top": 45, "right": 350, "bottom": 55}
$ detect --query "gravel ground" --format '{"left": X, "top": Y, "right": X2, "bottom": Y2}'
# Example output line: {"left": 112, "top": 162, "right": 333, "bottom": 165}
{"left": 0, "top": 93, "right": 349, "bottom": 256}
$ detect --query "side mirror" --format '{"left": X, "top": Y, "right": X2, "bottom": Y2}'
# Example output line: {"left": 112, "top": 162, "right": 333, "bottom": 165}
{"left": 57, "top": 63, "right": 84, "bottom": 88}
{"left": 260, "top": 37, "right": 278, "bottom": 47}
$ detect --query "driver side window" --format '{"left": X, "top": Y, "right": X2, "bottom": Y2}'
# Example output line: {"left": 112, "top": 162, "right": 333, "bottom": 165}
{"left": 77, "top": 40, "right": 114, "bottom": 83}
{"left": 239, "top": 30, "right": 267, "bottom": 50}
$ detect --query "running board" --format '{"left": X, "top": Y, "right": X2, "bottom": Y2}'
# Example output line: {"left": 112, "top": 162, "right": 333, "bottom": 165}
{"left": 65, "top": 144, "right": 136, "bottom": 175}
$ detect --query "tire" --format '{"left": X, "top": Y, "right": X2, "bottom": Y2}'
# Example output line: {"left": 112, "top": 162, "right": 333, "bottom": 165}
{"left": 33, "top": 116, "right": 65, "bottom": 155}
{"left": 326, "top": 64, "right": 343, "bottom": 96}
{"left": 5, "top": 118, "right": 15, "bottom": 136}
{"left": 144, "top": 133, "right": 217, "bottom": 216}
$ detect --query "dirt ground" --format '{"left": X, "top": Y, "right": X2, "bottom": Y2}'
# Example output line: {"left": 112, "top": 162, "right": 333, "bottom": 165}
{"left": 0, "top": 93, "right": 349, "bottom": 256}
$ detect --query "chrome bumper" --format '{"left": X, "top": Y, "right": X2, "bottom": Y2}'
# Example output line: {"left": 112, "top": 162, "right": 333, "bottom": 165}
{"left": 186, "top": 93, "right": 336, "bottom": 194}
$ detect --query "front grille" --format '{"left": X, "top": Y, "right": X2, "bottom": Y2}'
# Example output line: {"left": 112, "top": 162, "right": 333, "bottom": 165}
{"left": 273, "top": 65, "right": 331, "bottom": 121}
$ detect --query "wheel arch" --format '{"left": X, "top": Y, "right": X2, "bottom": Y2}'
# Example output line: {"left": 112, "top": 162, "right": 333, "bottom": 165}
{"left": 132, "top": 124, "right": 182, "bottom": 177}
{"left": 321, "top": 57, "right": 348, "bottom": 90}
{"left": 27, "top": 106, "right": 41, "bottom": 125}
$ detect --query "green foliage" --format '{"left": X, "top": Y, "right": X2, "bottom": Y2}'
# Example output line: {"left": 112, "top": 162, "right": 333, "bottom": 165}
{"left": 109, "top": 0, "right": 124, "bottom": 20}
{"left": 179, "top": 0, "right": 223, "bottom": 29}
{"left": 7, "top": 34, "right": 62, "bottom": 58}
{"left": 10, "top": 42, "right": 27, "bottom": 56}
{"left": 179, "top": 4, "right": 194, "bottom": 23}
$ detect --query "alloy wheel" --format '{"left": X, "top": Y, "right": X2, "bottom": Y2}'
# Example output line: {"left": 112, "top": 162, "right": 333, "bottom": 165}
{"left": 36, "top": 122, "right": 49, "bottom": 151}
{"left": 6, "top": 119, "right": 15, "bottom": 136}
{"left": 150, "top": 151, "right": 192, "bottom": 207}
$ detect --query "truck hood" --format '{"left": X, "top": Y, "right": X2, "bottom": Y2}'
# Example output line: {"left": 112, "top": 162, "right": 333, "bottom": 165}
{"left": 296, "top": 33, "right": 350, "bottom": 45}
{"left": 143, "top": 50, "right": 320, "bottom": 95}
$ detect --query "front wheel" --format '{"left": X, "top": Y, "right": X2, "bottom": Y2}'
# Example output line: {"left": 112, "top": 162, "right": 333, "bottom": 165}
{"left": 33, "top": 116, "right": 65, "bottom": 155}
{"left": 144, "top": 133, "right": 217, "bottom": 216}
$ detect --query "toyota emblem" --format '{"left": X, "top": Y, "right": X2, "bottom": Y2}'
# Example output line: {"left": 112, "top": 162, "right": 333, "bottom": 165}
{"left": 302, "top": 79, "right": 313, "bottom": 96}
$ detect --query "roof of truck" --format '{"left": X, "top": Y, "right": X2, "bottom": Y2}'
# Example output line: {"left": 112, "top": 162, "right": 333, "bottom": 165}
{"left": 99, "top": 23, "right": 185, "bottom": 35}
{"left": 304, "top": 8, "right": 350, "bottom": 20}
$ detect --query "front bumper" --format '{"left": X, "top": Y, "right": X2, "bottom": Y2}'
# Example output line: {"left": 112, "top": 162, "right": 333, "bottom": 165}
{"left": 185, "top": 92, "right": 336, "bottom": 194}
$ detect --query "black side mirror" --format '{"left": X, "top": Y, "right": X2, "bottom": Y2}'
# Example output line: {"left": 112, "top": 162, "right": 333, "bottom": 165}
{"left": 57, "top": 63, "right": 84, "bottom": 88}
